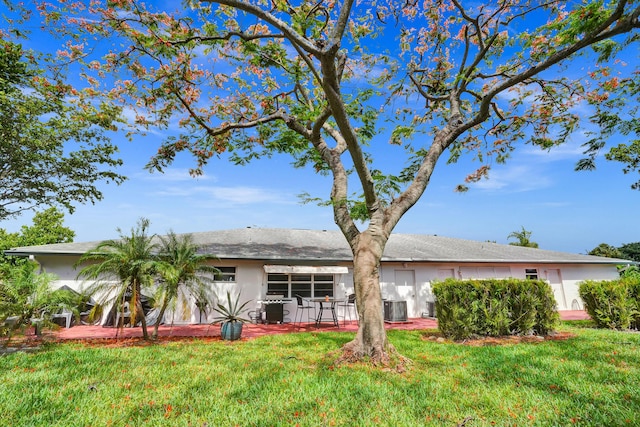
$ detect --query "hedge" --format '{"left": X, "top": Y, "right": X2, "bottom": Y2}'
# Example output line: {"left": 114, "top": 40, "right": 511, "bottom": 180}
{"left": 579, "top": 279, "right": 640, "bottom": 330}
{"left": 432, "top": 278, "right": 559, "bottom": 340}
{"left": 630, "top": 280, "right": 640, "bottom": 330}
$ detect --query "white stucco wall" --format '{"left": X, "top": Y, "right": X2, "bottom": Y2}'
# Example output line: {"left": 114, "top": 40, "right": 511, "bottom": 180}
{"left": 32, "top": 253, "right": 622, "bottom": 323}
{"left": 379, "top": 262, "right": 621, "bottom": 317}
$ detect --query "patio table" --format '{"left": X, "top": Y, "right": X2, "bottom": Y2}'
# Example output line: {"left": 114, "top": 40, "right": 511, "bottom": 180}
{"left": 310, "top": 298, "right": 345, "bottom": 327}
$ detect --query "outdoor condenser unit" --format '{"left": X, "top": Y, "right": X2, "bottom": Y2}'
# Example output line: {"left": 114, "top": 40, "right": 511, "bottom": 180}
{"left": 426, "top": 301, "right": 436, "bottom": 318}
{"left": 383, "top": 300, "right": 408, "bottom": 322}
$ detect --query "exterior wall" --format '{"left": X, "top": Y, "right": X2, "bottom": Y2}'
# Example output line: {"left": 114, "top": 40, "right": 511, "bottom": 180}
{"left": 38, "top": 255, "right": 83, "bottom": 281}
{"left": 379, "top": 262, "right": 621, "bottom": 317}
{"left": 32, "top": 253, "right": 622, "bottom": 323}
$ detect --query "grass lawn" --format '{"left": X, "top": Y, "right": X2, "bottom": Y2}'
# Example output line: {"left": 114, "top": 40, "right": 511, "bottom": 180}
{"left": 1, "top": 322, "right": 638, "bottom": 427}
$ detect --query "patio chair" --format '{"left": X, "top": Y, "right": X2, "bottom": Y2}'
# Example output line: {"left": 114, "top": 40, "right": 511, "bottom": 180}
{"left": 51, "top": 309, "right": 73, "bottom": 329}
{"left": 293, "top": 295, "right": 316, "bottom": 330}
{"left": 337, "top": 293, "right": 358, "bottom": 326}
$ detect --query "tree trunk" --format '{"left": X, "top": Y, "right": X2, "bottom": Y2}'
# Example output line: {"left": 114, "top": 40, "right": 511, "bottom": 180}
{"left": 152, "top": 298, "right": 168, "bottom": 340}
{"left": 338, "top": 232, "right": 399, "bottom": 365}
{"left": 137, "top": 299, "right": 149, "bottom": 340}
{"left": 132, "top": 282, "right": 149, "bottom": 340}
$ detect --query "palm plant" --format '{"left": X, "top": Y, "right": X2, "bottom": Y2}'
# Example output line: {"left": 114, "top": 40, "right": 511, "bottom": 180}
{"left": 0, "top": 263, "right": 76, "bottom": 347}
{"left": 76, "top": 218, "right": 159, "bottom": 340}
{"left": 507, "top": 226, "right": 539, "bottom": 248}
{"left": 153, "top": 231, "right": 217, "bottom": 339}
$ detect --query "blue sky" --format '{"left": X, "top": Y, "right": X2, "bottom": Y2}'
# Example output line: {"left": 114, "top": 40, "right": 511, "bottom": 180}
{"left": 2, "top": 1, "right": 639, "bottom": 254}
{"left": 4, "top": 120, "right": 638, "bottom": 254}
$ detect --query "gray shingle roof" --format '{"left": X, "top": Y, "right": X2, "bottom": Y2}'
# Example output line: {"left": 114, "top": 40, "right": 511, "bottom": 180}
{"left": 3, "top": 227, "right": 632, "bottom": 265}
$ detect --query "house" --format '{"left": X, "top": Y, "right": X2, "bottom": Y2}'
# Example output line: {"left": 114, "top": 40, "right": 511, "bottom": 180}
{"left": 3, "top": 227, "right": 631, "bottom": 324}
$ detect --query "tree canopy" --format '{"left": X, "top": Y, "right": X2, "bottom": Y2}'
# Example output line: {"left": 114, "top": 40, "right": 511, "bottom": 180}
{"left": 507, "top": 226, "right": 539, "bottom": 248}
{"left": 9, "top": 0, "right": 639, "bottom": 363}
{"left": 0, "top": 207, "right": 75, "bottom": 275}
{"left": 0, "top": 39, "right": 126, "bottom": 221}
{"left": 588, "top": 241, "right": 640, "bottom": 261}
{"left": 618, "top": 242, "right": 640, "bottom": 262}
{"left": 588, "top": 242, "right": 624, "bottom": 258}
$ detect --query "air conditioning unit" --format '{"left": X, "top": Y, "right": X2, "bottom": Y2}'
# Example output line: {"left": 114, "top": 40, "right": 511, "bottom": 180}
{"left": 384, "top": 300, "right": 408, "bottom": 322}
{"left": 426, "top": 301, "right": 437, "bottom": 318}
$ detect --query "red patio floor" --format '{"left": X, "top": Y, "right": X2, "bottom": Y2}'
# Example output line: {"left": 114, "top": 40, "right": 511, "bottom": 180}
{"left": 51, "top": 310, "right": 589, "bottom": 341}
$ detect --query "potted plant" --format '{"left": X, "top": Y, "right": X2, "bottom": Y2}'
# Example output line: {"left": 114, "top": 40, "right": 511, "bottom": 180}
{"left": 212, "top": 291, "right": 251, "bottom": 341}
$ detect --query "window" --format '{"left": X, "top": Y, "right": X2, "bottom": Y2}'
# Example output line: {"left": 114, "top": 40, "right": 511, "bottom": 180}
{"left": 267, "top": 273, "right": 335, "bottom": 298}
{"left": 525, "top": 268, "right": 538, "bottom": 280}
{"left": 214, "top": 266, "right": 236, "bottom": 282}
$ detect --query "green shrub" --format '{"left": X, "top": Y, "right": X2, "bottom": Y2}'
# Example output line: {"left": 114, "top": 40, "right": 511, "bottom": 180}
{"left": 432, "top": 280, "right": 476, "bottom": 340}
{"left": 432, "top": 278, "right": 559, "bottom": 340}
{"left": 579, "top": 280, "right": 636, "bottom": 330}
{"left": 473, "top": 281, "right": 510, "bottom": 337}
{"left": 508, "top": 280, "right": 538, "bottom": 335}
{"left": 629, "top": 279, "right": 640, "bottom": 330}
{"left": 530, "top": 279, "right": 560, "bottom": 335}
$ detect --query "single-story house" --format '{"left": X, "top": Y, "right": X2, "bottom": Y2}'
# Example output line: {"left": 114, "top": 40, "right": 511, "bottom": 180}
{"left": 4, "top": 227, "right": 632, "bottom": 325}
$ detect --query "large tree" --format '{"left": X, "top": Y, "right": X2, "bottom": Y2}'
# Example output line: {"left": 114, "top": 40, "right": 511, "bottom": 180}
{"left": 24, "top": 1, "right": 640, "bottom": 363}
{"left": 0, "top": 39, "right": 126, "bottom": 221}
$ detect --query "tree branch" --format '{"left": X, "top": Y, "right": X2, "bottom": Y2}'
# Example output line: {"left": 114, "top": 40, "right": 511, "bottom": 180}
{"left": 320, "top": 51, "right": 380, "bottom": 224}
{"left": 387, "top": 1, "right": 639, "bottom": 233}
{"left": 327, "top": 0, "right": 355, "bottom": 52}
{"left": 203, "top": 0, "right": 323, "bottom": 56}
{"left": 485, "top": 2, "right": 639, "bottom": 108}
{"left": 169, "top": 31, "right": 285, "bottom": 45}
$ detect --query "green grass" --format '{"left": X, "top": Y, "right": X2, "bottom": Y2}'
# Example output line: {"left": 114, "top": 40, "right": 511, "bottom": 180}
{"left": 1, "top": 324, "right": 639, "bottom": 426}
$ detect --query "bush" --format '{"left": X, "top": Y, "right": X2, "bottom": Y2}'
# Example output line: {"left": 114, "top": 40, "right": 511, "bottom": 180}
{"left": 579, "top": 279, "right": 639, "bottom": 330}
{"left": 508, "top": 280, "right": 538, "bottom": 335}
{"left": 530, "top": 279, "right": 560, "bottom": 335}
{"left": 432, "top": 281, "right": 478, "bottom": 340}
{"left": 629, "top": 280, "right": 640, "bottom": 330}
{"left": 432, "top": 278, "right": 559, "bottom": 340}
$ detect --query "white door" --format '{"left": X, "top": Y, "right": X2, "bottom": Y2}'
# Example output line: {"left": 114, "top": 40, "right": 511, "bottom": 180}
{"left": 547, "top": 269, "right": 567, "bottom": 310}
{"left": 394, "top": 270, "right": 417, "bottom": 318}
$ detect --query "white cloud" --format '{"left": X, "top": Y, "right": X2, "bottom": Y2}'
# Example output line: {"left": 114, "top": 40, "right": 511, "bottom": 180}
{"left": 153, "top": 185, "right": 293, "bottom": 206}
{"left": 208, "top": 186, "right": 290, "bottom": 205}
{"left": 472, "top": 164, "right": 552, "bottom": 193}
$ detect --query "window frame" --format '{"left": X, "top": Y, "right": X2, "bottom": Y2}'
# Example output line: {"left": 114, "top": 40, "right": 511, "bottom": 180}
{"left": 267, "top": 273, "right": 335, "bottom": 298}
{"left": 525, "top": 268, "right": 539, "bottom": 280}
{"left": 213, "top": 266, "right": 237, "bottom": 282}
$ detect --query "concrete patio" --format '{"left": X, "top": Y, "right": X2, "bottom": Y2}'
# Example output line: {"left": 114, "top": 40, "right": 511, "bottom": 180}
{"left": 51, "top": 310, "right": 589, "bottom": 341}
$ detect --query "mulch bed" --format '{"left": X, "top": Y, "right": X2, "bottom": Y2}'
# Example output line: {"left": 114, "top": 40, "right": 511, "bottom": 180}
{"left": 67, "top": 335, "right": 225, "bottom": 348}
{"left": 4, "top": 330, "right": 577, "bottom": 352}
{"left": 2, "top": 332, "right": 226, "bottom": 352}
